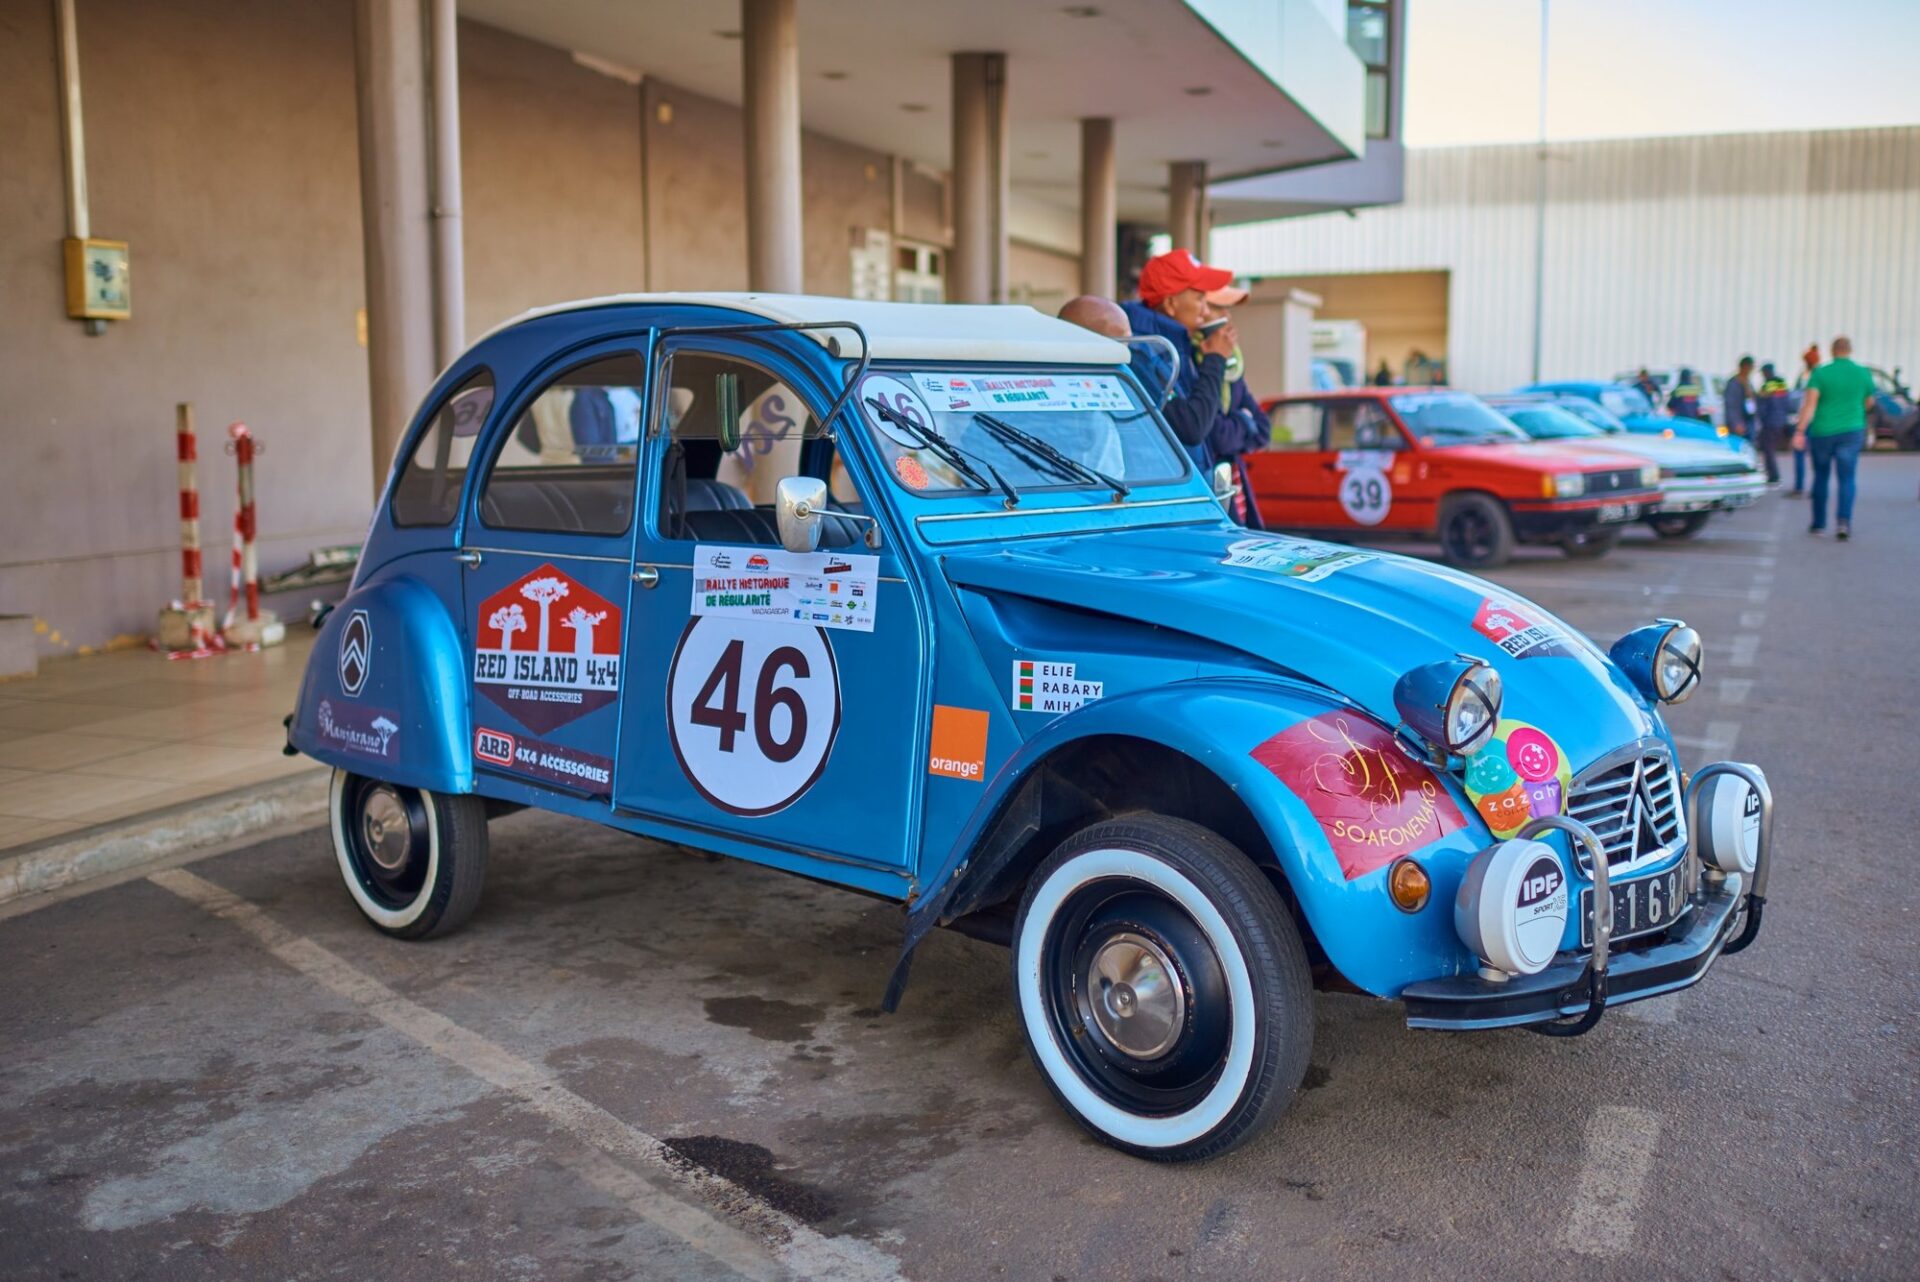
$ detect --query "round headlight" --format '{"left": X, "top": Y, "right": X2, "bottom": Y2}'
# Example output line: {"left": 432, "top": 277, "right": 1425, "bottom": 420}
{"left": 1455, "top": 839, "right": 1569, "bottom": 977}
{"left": 1445, "top": 663, "right": 1502, "bottom": 757}
{"left": 1653, "top": 623, "right": 1703, "bottom": 703}
{"left": 1394, "top": 656, "right": 1504, "bottom": 760}
{"left": 1696, "top": 772, "right": 1761, "bottom": 874}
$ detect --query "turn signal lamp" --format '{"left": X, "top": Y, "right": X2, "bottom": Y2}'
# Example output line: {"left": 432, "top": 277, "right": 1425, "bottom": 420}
{"left": 1388, "top": 859, "right": 1431, "bottom": 912}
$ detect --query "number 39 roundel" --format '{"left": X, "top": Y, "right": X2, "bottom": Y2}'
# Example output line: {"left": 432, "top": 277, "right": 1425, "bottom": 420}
{"left": 667, "top": 617, "right": 842, "bottom": 816}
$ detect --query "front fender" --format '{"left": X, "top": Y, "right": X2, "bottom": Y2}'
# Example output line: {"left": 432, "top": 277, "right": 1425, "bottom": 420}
{"left": 891, "top": 677, "right": 1491, "bottom": 1006}
{"left": 289, "top": 571, "right": 472, "bottom": 794}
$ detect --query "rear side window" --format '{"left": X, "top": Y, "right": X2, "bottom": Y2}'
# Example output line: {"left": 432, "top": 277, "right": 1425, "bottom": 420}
{"left": 1267, "top": 402, "right": 1321, "bottom": 450}
{"left": 392, "top": 369, "right": 495, "bottom": 527}
{"left": 478, "top": 352, "right": 646, "bottom": 537}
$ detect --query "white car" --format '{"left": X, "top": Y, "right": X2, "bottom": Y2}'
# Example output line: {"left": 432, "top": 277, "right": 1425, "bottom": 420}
{"left": 1615, "top": 365, "right": 1725, "bottom": 425}
{"left": 1490, "top": 396, "right": 1766, "bottom": 541}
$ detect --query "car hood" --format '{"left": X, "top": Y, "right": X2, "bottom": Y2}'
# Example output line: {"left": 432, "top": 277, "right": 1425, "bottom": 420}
{"left": 942, "top": 524, "right": 1655, "bottom": 768}
{"left": 1422, "top": 440, "right": 1632, "bottom": 473}
{"left": 1553, "top": 433, "right": 1748, "bottom": 470}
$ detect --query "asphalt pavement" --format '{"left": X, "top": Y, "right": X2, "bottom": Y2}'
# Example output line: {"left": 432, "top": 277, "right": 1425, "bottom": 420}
{"left": 3, "top": 456, "right": 1916, "bottom": 1282}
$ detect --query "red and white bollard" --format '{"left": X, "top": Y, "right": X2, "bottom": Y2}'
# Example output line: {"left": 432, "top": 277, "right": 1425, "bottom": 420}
{"left": 155, "top": 402, "right": 224, "bottom": 657}
{"left": 222, "top": 422, "right": 283, "bottom": 649}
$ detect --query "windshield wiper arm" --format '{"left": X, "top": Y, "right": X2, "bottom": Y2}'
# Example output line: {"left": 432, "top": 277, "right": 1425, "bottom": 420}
{"left": 864, "top": 396, "right": 1021, "bottom": 509}
{"left": 973, "top": 412, "right": 1129, "bottom": 501}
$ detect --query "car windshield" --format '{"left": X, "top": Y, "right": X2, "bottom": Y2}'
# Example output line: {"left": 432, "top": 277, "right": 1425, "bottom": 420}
{"left": 1498, "top": 405, "right": 1605, "bottom": 440}
{"left": 1391, "top": 393, "right": 1528, "bottom": 446}
{"left": 857, "top": 368, "right": 1187, "bottom": 496}
{"left": 1554, "top": 398, "right": 1626, "bottom": 433}
{"left": 1599, "top": 387, "right": 1655, "bottom": 417}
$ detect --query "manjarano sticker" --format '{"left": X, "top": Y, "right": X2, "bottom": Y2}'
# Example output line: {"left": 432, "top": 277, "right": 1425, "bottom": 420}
{"left": 1250, "top": 711, "right": 1467, "bottom": 879}
{"left": 473, "top": 565, "right": 621, "bottom": 734}
{"left": 1011, "top": 659, "right": 1104, "bottom": 714}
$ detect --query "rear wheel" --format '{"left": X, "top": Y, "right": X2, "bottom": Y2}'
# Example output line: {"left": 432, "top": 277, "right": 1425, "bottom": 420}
{"left": 1011, "top": 815, "right": 1312, "bottom": 1162}
{"left": 1437, "top": 493, "right": 1515, "bottom": 568}
{"left": 330, "top": 769, "right": 488, "bottom": 939}
{"left": 1560, "top": 528, "right": 1621, "bottom": 559}
{"left": 1648, "top": 512, "right": 1710, "bottom": 540}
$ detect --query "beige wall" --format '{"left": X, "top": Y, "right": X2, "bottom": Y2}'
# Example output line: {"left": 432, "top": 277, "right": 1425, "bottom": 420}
{"left": 1261, "top": 270, "right": 1450, "bottom": 380}
{"left": 1008, "top": 241, "right": 1079, "bottom": 319}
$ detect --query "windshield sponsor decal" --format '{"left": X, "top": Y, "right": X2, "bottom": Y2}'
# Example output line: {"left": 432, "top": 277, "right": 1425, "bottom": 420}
{"left": 476, "top": 726, "right": 611, "bottom": 796}
{"left": 894, "top": 455, "right": 930, "bottom": 490}
{"left": 667, "top": 617, "right": 841, "bottom": 816}
{"left": 1335, "top": 453, "right": 1393, "bottom": 526}
{"left": 1472, "top": 595, "right": 1575, "bottom": 660}
{"left": 927, "top": 704, "right": 990, "bottom": 782}
{"left": 858, "top": 373, "right": 938, "bottom": 447}
{"left": 473, "top": 565, "right": 621, "bottom": 734}
{"left": 1011, "top": 659, "right": 1103, "bottom": 714}
{"left": 1250, "top": 711, "right": 1466, "bottom": 880}
{"left": 692, "top": 545, "right": 878, "bottom": 634}
{"left": 909, "top": 372, "right": 1133, "bottom": 414}
{"left": 316, "top": 698, "right": 398, "bottom": 759}
{"left": 1464, "top": 718, "right": 1573, "bottom": 838}
{"left": 1221, "top": 535, "right": 1372, "bottom": 582}
{"left": 338, "top": 610, "right": 371, "bottom": 696}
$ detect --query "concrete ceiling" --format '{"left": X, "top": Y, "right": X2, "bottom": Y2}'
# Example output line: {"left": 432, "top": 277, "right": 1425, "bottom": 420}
{"left": 458, "top": 0, "right": 1353, "bottom": 225}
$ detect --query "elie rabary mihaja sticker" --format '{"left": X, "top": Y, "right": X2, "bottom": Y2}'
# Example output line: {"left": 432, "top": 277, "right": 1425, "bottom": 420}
{"left": 1011, "top": 659, "right": 1103, "bottom": 714}
{"left": 473, "top": 565, "right": 621, "bottom": 734}
{"left": 692, "top": 545, "right": 879, "bottom": 634}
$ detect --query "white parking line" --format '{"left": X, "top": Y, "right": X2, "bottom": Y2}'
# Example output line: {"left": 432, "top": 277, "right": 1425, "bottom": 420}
{"left": 1739, "top": 609, "right": 1768, "bottom": 629}
{"left": 1560, "top": 1106, "right": 1662, "bottom": 1256}
{"left": 1718, "top": 678, "right": 1754, "bottom": 706}
{"left": 1673, "top": 720, "right": 1741, "bottom": 757}
{"left": 1727, "top": 635, "right": 1761, "bottom": 668}
{"left": 148, "top": 868, "right": 905, "bottom": 1282}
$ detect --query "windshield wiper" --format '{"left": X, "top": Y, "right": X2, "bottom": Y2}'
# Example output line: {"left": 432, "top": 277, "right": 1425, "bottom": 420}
{"left": 973, "top": 412, "right": 1129, "bottom": 502}
{"left": 864, "top": 396, "right": 1021, "bottom": 509}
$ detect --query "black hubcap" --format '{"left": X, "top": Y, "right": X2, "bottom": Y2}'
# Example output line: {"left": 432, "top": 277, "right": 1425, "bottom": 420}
{"left": 1446, "top": 509, "right": 1494, "bottom": 560}
{"left": 342, "top": 775, "right": 431, "bottom": 909}
{"left": 1041, "top": 878, "right": 1230, "bottom": 1115}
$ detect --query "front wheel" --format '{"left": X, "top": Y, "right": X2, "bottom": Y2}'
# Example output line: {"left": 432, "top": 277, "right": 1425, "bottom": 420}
{"left": 1436, "top": 493, "right": 1515, "bottom": 568}
{"left": 1648, "top": 511, "right": 1710, "bottom": 540}
{"left": 1560, "top": 528, "right": 1621, "bottom": 559}
{"left": 1011, "top": 815, "right": 1313, "bottom": 1162}
{"left": 330, "top": 769, "right": 489, "bottom": 939}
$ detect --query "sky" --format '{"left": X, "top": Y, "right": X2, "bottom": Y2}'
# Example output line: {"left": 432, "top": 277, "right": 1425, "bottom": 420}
{"left": 1404, "top": 0, "right": 1920, "bottom": 146}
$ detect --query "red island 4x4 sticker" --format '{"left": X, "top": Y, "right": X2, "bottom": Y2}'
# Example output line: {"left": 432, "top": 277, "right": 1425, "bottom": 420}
{"left": 1473, "top": 595, "right": 1575, "bottom": 660}
{"left": 1251, "top": 711, "right": 1466, "bottom": 880}
{"left": 473, "top": 565, "right": 621, "bottom": 733}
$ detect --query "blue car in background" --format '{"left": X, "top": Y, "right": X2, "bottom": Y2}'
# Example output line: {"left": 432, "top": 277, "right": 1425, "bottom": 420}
{"left": 288, "top": 293, "right": 1775, "bottom": 1161}
{"left": 1521, "top": 380, "right": 1743, "bottom": 453}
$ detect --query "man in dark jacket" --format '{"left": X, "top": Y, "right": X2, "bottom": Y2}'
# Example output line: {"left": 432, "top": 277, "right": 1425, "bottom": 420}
{"left": 1756, "top": 362, "right": 1792, "bottom": 486}
{"left": 1119, "top": 249, "right": 1239, "bottom": 473}
{"left": 1724, "top": 356, "right": 1757, "bottom": 441}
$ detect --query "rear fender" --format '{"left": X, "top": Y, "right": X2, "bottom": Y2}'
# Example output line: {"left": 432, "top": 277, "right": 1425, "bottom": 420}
{"left": 289, "top": 571, "right": 472, "bottom": 794}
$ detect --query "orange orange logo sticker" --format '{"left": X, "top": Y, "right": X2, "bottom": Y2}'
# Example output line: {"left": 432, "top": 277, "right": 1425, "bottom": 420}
{"left": 928, "top": 705, "right": 990, "bottom": 781}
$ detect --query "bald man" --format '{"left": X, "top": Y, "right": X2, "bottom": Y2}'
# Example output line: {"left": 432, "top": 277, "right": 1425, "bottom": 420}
{"left": 1058, "top": 295, "right": 1131, "bottom": 340}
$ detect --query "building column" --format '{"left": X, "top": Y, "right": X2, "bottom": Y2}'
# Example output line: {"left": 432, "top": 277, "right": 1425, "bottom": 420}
{"left": 742, "top": 0, "right": 803, "bottom": 293}
{"left": 428, "top": 0, "right": 465, "bottom": 364}
{"left": 950, "top": 52, "right": 1008, "bottom": 304}
{"left": 1078, "top": 117, "right": 1115, "bottom": 298}
{"left": 1168, "top": 159, "right": 1206, "bottom": 253}
{"left": 353, "top": 0, "right": 436, "bottom": 497}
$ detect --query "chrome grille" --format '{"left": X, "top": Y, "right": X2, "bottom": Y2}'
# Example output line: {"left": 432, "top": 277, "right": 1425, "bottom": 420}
{"left": 1585, "top": 467, "right": 1648, "bottom": 494}
{"left": 1564, "top": 741, "right": 1685, "bottom": 873}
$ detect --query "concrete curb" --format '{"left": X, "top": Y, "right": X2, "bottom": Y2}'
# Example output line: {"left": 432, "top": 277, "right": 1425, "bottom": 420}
{"left": 0, "top": 769, "right": 329, "bottom": 907}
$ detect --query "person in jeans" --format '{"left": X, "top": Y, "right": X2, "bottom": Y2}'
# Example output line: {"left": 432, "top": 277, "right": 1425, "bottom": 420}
{"left": 1793, "top": 336, "right": 1876, "bottom": 539}
{"left": 1723, "top": 356, "right": 1757, "bottom": 442}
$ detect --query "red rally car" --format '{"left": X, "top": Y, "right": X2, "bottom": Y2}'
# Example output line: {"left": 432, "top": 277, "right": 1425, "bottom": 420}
{"left": 1247, "top": 389, "right": 1662, "bottom": 568}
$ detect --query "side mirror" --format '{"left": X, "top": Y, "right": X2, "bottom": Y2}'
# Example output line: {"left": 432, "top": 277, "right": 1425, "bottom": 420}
{"left": 1210, "top": 460, "right": 1239, "bottom": 510}
{"left": 776, "top": 476, "right": 828, "bottom": 553}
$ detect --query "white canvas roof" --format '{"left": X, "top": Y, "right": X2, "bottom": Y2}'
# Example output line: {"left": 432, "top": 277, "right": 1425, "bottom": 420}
{"left": 486, "top": 293, "right": 1131, "bottom": 366}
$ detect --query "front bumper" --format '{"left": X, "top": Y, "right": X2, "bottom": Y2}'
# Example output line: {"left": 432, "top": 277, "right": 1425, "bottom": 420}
{"left": 1653, "top": 475, "right": 1767, "bottom": 514}
{"left": 1509, "top": 494, "right": 1657, "bottom": 539}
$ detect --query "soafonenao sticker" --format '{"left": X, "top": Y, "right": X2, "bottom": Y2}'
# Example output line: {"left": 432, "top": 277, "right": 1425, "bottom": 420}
{"left": 473, "top": 565, "right": 621, "bottom": 734}
{"left": 1473, "top": 595, "right": 1575, "bottom": 660}
{"left": 1464, "top": 718, "right": 1574, "bottom": 838}
{"left": 1250, "top": 711, "right": 1466, "bottom": 880}
{"left": 1011, "top": 659, "right": 1103, "bottom": 714}
{"left": 1221, "top": 535, "right": 1371, "bottom": 583}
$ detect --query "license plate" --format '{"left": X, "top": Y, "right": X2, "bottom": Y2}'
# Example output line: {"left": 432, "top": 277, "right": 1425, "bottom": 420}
{"left": 1597, "top": 503, "right": 1635, "bottom": 523}
{"left": 1581, "top": 865, "right": 1688, "bottom": 946}
{"left": 1724, "top": 493, "right": 1755, "bottom": 509}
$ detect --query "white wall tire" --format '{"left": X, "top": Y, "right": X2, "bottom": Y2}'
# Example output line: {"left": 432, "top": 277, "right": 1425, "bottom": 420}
{"left": 330, "top": 768, "right": 489, "bottom": 939}
{"left": 1012, "top": 815, "right": 1312, "bottom": 1162}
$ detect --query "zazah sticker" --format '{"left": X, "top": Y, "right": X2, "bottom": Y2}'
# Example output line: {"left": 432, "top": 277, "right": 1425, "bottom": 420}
{"left": 1473, "top": 595, "right": 1575, "bottom": 660}
{"left": 692, "top": 545, "right": 878, "bottom": 633}
{"left": 1337, "top": 461, "right": 1392, "bottom": 526}
{"left": 1249, "top": 711, "right": 1467, "bottom": 880}
{"left": 667, "top": 616, "right": 841, "bottom": 816}
{"left": 473, "top": 565, "right": 621, "bottom": 734}
{"left": 1464, "top": 718, "right": 1575, "bottom": 838}
{"left": 1221, "top": 535, "right": 1371, "bottom": 582}
{"left": 859, "top": 373, "right": 938, "bottom": 447}
{"left": 338, "top": 609, "right": 371, "bottom": 696}
{"left": 1011, "top": 659, "right": 1103, "bottom": 714}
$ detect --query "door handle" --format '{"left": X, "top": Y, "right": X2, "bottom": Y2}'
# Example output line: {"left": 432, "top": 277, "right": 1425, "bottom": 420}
{"left": 631, "top": 565, "right": 660, "bottom": 588}
{"left": 454, "top": 549, "right": 482, "bottom": 568}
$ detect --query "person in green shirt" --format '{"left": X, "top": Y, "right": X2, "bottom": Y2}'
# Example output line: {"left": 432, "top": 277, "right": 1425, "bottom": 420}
{"left": 1793, "top": 336, "right": 1876, "bottom": 539}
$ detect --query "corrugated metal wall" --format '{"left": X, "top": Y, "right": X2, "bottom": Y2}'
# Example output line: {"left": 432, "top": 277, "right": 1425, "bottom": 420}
{"left": 1214, "top": 126, "right": 1920, "bottom": 391}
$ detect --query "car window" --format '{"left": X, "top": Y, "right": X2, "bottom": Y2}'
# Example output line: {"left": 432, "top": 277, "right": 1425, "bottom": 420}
{"left": 1324, "top": 401, "right": 1400, "bottom": 451}
{"left": 477, "top": 353, "right": 645, "bottom": 536}
{"left": 1268, "top": 402, "right": 1321, "bottom": 451}
{"left": 1391, "top": 393, "right": 1528, "bottom": 446}
{"left": 391, "top": 369, "right": 495, "bottom": 527}
{"left": 1599, "top": 387, "right": 1653, "bottom": 417}
{"left": 1502, "top": 406, "right": 1602, "bottom": 439}
{"left": 656, "top": 349, "right": 868, "bottom": 547}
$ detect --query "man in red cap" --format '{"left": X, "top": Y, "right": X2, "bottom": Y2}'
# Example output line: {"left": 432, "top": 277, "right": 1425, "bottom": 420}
{"left": 1120, "top": 249, "right": 1241, "bottom": 471}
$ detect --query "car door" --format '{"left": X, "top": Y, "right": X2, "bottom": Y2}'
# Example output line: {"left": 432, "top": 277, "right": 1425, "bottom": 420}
{"left": 1244, "top": 398, "right": 1327, "bottom": 529}
{"left": 612, "top": 335, "right": 926, "bottom": 872}
{"left": 459, "top": 339, "right": 652, "bottom": 804}
{"left": 1323, "top": 398, "right": 1412, "bottom": 532}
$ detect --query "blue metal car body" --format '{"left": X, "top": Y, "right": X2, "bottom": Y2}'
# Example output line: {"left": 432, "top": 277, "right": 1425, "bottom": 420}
{"left": 1522, "top": 380, "right": 1742, "bottom": 453}
{"left": 291, "top": 295, "right": 1744, "bottom": 1022}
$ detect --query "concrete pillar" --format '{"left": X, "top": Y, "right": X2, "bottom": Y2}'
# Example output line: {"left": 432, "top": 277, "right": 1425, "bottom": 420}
{"left": 428, "top": 0, "right": 465, "bottom": 364}
{"left": 1168, "top": 159, "right": 1206, "bottom": 252}
{"left": 742, "top": 0, "right": 803, "bottom": 293}
{"left": 1078, "top": 118, "right": 1115, "bottom": 298}
{"left": 353, "top": 0, "right": 436, "bottom": 496}
{"left": 950, "top": 52, "right": 1008, "bottom": 304}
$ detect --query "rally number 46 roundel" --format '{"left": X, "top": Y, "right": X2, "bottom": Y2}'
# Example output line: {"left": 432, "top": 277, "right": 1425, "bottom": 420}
{"left": 667, "top": 616, "right": 841, "bottom": 816}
